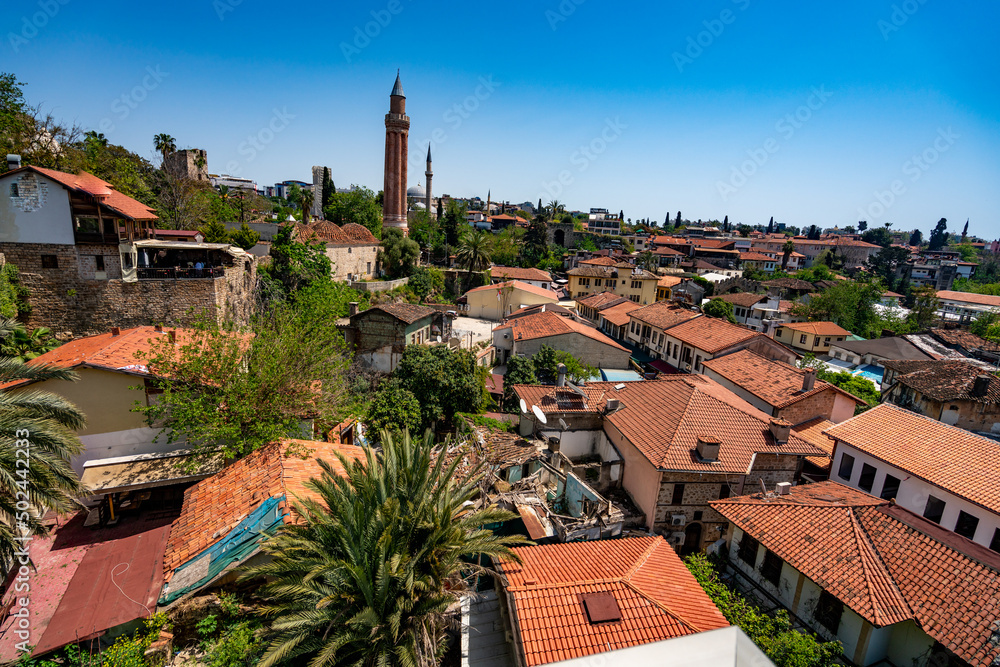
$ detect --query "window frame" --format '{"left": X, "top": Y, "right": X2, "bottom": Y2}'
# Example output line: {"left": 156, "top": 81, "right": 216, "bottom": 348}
{"left": 737, "top": 533, "right": 759, "bottom": 566}
{"left": 858, "top": 463, "right": 877, "bottom": 493}
{"left": 671, "top": 483, "right": 685, "bottom": 505}
{"left": 837, "top": 453, "right": 855, "bottom": 481}
{"left": 40, "top": 255, "right": 59, "bottom": 269}
{"left": 815, "top": 590, "right": 844, "bottom": 634}
{"left": 954, "top": 511, "right": 980, "bottom": 540}
{"left": 760, "top": 549, "right": 783, "bottom": 587}
{"left": 879, "top": 474, "right": 901, "bottom": 501}
{"left": 923, "top": 495, "right": 946, "bottom": 524}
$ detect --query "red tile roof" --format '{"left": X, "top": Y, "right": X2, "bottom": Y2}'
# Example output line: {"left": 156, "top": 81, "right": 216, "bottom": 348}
{"left": 598, "top": 300, "right": 641, "bottom": 327}
{"left": 628, "top": 301, "right": 701, "bottom": 331}
{"left": 881, "top": 359, "right": 1000, "bottom": 403}
{"left": 28, "top": 166, "right": 158, "bottom": 221}
{"left": 778, "top": 321, "right": 851, "bottom": 336}
{"left": 792, "top": 417, "right": 837, "bottom": 468}
{"left": 825, "top": 404, "right": 1000, "bottom": 514}
{"left": 515, "top": 376, "right": 825, "bottom": 472}
{"left": 936, "top": 290, "right": 1000, "bottom": 308}
{"left": 576, "top": 291, "right": 628, "bottom": 310}
{"left": 657, "top": 275, "right": 683, "bottom": 288}
{"left": 662, "top": 317, "right": 763, "bottom": 354}
{"left": 701, "top": 349, "right": 865, "bottom": 409}
{"left": 501, "top": 310, "right": 628, "bottom": 351}
{"left": 467, "top": 280, "right": 559, "bottom": 301}
{"left": 356, "top": 302, "right": 437, "bottom": 324}
{"left": 0, "top": 326, "right": 186, "bottom": 389}
{"left": 713, "top": 481, "right": 1000, "bottom": 667}
{"left": 163, "top": 439, "right": 365, "bottom": 576}
{"left": 739, "top": 252, "right": 775, "bottom": 262}
{"left": 579, "top": 256, "right": 619, "bottom": 266}
{"left": 498, "top": 536, "right": 728, "bottom": 666}
{"left": 712, "top": 293, "right": 768, "bottom": 308}
{"left": 490, "top": 266, "right": 553, "bottom": 282}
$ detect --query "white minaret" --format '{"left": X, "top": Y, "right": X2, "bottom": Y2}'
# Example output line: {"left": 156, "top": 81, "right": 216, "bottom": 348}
{"left": 425, "top": 144, "right": 433, "bottom": 219}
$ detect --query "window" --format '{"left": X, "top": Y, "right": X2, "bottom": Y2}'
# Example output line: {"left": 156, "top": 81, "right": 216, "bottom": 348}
{"left": 737, "top": 534, "right": 759, "bottom": 565}
{"left": 40, "top": 255, "right": 58, "bottom": 269}
{"left": 760, "top": 549, "right": 783, "bottom": 586}
{"left": 367, "top": 262, "right": 371, "bottom": 273}
{"left": 954, "top": 511, "right": 979, "bottom": 540}
{"left": 95, "top": 255, "right": 105, "bottom": 271}
{"left": 348, "top": 247, "right": 352, "bottom": 253}
{"left": 815, "top": 336, "right": 822, "bottom": 346}
{"left": 880, "top": 474, "right": 901, "bottom": 501}
{"left": 693, "top": 510, "right": 703, "bottom": 521}
{"left": 815, "top": 590, "right": 843, "bottom": 633}
{"left": 9, "top": 183, "right": 18, "bottom": 197}
{"left": 719, "top": 484, "right": 731, "bottom": 500}
{"left": 858, "top": 463, "right": 877, "bottom": 493}
{"left": 824, "top": 337, "right": 831, "bottom": 344}
{"left": 990, "top": 528, "right": 1000, "bottom": 554}
{"left": 594, "top": 279, "right": 602, "bottom": 287}
{"left": 837, "top": 453, "right": 855, "bottom": 481}
{"left": 608, "top": 279, "right": 616, "bottom": 289}
{"left": 799, "top": 334, "right": 807, "bottom": 345}
{"left": 666, "top": 342, "right": 672, "bottom": 357}
{"left": 631, "top": 280, "right": 641, "bottom": 289}
{"left": 923, "top": 495, "right": 946, "bottom": 524}
{"left": 671, "top": 484, "right": 685, "bottom": 505}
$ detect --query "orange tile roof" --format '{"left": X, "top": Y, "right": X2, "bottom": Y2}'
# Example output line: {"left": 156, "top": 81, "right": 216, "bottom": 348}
{"left": 739, "top": 251, "right": 774, "bottom": 262}
{"left": 936, "top": 290, "right": 1000, "bottom": 308}
{"left": 0, "top": 326, "right": 186, "bottom": 389}
{"left": 598, "top": 300, "right": 641, "bottom": 327}
{"left": 662, "top": 317, "right": 762, "bottom": 354}
{"left": 701, "top": 349, "right": 865, "bottom": 409}
{"left": 657, "top": 275, "right": 683, "bottom": 288}
{"left": 502, "top": 310, "right": 628, "bottom": 351}
{"left": 792, "top": 417, "right": 837, "bottom": 468}
{"left": 162, "top": 439, "right": 365, "bottom": 575}
{"left": 825, "top": 404, "right": 1000, "bottom": 514}
{"left": 467, "top": 280, "right": 559, "bottom": 301}
{"left": 579, "top": 256, "right": 619, "bottom": 266}
{"left": 713, "top": 481, "right": 1000, "bottom": 667}
{"left": 777, "top": 321, "right": 851, "bottom": 336}
{"left": 711, "top": 292, "right": 767, "bottom": 308}
{"left": 498, "top": 536, "right": 728, "bottom": 667}
{"left": 576, "top": 291, "right": 628, "bottom": 310}
{"left": 514, "top": 376, "right": 825, "bottom": 472}
{"left": 629, "top": 301, "right": 701, "bottom": 330}
{"left": 29, "top": 166, "right": 158, "bottom": 221}
{"left": 490, "top": 266, "right": 553, "bottom": 282}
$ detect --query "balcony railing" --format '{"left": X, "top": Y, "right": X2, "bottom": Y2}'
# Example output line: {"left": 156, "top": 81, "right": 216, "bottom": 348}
{"left": 137, "top": 266, "right": 225, "bottom": 280}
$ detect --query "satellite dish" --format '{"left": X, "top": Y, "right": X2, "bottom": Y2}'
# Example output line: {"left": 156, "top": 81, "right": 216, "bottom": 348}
{"left": 519, "top": 398, "right": 528, "bottom": 414}
{"left": 558, "top": 418, "right": 569, "bottom": 431}
{"left": 531, "top": 404, "right": 548, "bottom": 425}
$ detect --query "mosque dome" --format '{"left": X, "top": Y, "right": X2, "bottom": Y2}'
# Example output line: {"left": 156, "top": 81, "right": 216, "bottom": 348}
{"left": 407, "top": 183, "right": 426, "bottom": 199}
{"left": 411, "top": 201, "right": 427, "bottom": 210}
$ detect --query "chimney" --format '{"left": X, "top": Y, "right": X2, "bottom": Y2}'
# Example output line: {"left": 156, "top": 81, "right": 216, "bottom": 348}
{"left": 802, "top": 368, "right": 816, "bottom": 392}
{"left": 972, "top": 374, "right": 992, "bottom": 398}
{"left": 696, "top": 435, "right": 720, "bottom": 462}
{"left": 6, "top": 154, "right": 21, "bottom": 170}
{"left": 168, "top": 330, "right": 176, "bottom": 344}
{"left": 769, "top": 418, "right": 792, "bottom": 445}
{"left": 348, "top": 302, "right": 359, "bottom": 317}
{"left": 557, "top": 363, "right": 567, "bottom": 387}
{"left": 111, "top": 326, "right": 121, "bottom": 336}
{"left": 154, "top": 324, "right": 163, "bottom": 332}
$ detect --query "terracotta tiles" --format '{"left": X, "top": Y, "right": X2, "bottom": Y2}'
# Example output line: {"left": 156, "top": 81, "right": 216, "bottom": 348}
{"left": 576, "top": 292, "right": 628, "bottom": 310}
{"left": 514, "top": 376, "right": 825, "bottom": 473}
{"left": 629, "top": 301, "right": 701, "bottom": 331}
{"left": 162, "top": 439, "right": 364, "bottom": 576}
{"left": 661, "top": 317, "right": 763, "bottom": 354}
{"left": 881, "top": 359, "right": 1000, "bottom": 403}
{"left": 791, "top": 417, "right": 837, "bottom": 468}
{"left": 361, "top": 303, "right": 437, "bottom": 324}
{"left": 712, "top": 293, "right": 767, "bottom": 308}
{"left": 825, "top": 403, "right": 1000, "bottom": 514}
{"left": 498, "top": 536, "right": 727, "bottom": 666}
{"left": 490, "top": 266, "right": 553, "bottom": 282}
{"left": 598, "top": 300, "right": 641, "bottom": 327}
{"left": 712, "top": 481, "right": 1000, "bottom": 667}
{"left": 31, "top": 166, "right": 158, "bottom": 220}
{"left": 936, "top": 291, "right": 1000, "bottom": 309}
{"left": 504, "top": 311, "right": 628, "bottom": 351}
{"left": 467, "top": 280, "right": 560, "bottom": 301}
{"left": 778, "top": 321, "right": 851, "bottom": 336}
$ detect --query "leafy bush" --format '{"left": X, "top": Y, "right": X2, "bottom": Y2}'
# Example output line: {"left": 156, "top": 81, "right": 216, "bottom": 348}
{"left": 685, "top": 554, "right": 843, "bottom": 667}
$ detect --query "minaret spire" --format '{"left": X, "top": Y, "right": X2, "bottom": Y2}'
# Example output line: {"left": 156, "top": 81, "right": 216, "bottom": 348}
{"left": 424, "top": 143, "right": 433, "bottom": 218}
{"left": 383, "top": 71, "right": 410, "bottom": 234}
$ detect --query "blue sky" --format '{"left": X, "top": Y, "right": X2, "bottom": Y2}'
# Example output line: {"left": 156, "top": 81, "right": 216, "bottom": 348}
{"left": 5, "top": 0, "right": 999, "bottom": 237}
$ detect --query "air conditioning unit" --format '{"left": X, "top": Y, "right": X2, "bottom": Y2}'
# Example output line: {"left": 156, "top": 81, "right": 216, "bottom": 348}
{"left": 667, "top": 532, "right": 686, "bottom": 547}
{"left": 671, "top": 514, "right": 686, "bottom": 527}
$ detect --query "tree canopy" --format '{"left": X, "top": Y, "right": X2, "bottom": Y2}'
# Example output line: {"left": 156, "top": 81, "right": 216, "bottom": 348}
{"left": 703, "top": 299, "right": 737, "bottom": 324}
{"left": 389, "top": 345, "right": 487, "bottom": 433}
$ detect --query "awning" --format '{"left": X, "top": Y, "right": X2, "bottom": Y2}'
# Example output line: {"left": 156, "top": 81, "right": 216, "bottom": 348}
{"left": 649, "top": 360, "right": 682, "bottom": 375}
{"left": 132, "top": 239, "right": 247, "bottom": 257}
{"left": 81, "top": 451, "right": 223, "bottom": 495}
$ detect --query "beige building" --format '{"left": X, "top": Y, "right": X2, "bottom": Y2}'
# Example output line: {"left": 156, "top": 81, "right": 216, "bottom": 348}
{"left": 465, "top": 280, "right": 559, "bottom": 321}
{"left": 292, "top": 220, "right": 379, "bottom": 281}
{"left": 567, "top": 262, "right": 658, "bottom": 305}
{"left": 493, "top": 310, "right": 631, "bottom": 370}
{"left": 774, "top": 321, "right": 851, "bottom": 354}
{"left": 881, "top": 359, "right": 1000, "bottom": 434}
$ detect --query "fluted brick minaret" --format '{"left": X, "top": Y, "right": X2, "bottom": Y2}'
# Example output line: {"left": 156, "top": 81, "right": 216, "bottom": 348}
{"left": 425, "top": 144, "right": 433, "bottom": 219}
{"left": 383, "top": 72, "right": 410, "bottom": 234}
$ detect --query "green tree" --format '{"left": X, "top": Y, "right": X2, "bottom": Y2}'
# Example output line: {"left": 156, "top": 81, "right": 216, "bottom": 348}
{"left": 530, "top": 345, "right": 598, "bottom": 384}
{"left": 456, "top": 229, "right": 493, "bottom": 289}
{"left": 503, "top": 355, "right": 538, "bottom": 412}
{"left": 0, "top": 263, "right": 30, "bottom": 318}
{"left": 442, "top": 199, "right": 467, "bottom": 247}
{"left": 791, "top": 279, "right": 884, "bottom": 338}
{"left": 970, "top": 309, "right": 1000, "bottom": 342}
{"left": 864, "top": 245, "right": 910, "bottom": 292}
{"left": 321, "top": 166, "right": 335, "bottom": 210}
{"left": 393, "top": 345, "right": 487, "bottom": 432}
{"left": 246, "top": 429, "right": 525, "bottom": 667}
{"left": 325, "top": 185, "right": 383, "bottom": 240}
{"left": 861, "top": 226, "right": 893, "bottom": 248}
{"left": 0, "top": 322, "right": 59, "bottom": 362}
{"left": 379, "top": 227, "right": 420, "bottom": 279}
{"left": 200, "top": 220, "right": 231, "bottom": 244}
{"left": 780, "top": 239, "right": 795, "bottom": 271}
{"left": 259, "top": 224, "right": 332, "bottom": 302}
{"left": 365, "top": 378, "right": 421, "bottom": 439}
{"left": 955, "top": 243, "right": 978, "bottom": 262}
{"left": 408, "top": 266, "right": 445, "bottom": 302}
{"left": 928, "top": 218, "right": 948, "bottom": 251}
{"left": 153, "top": 133, "right": 176, "bottom": 162}
{"left": 0, "top": 73, "right": 32, "bottom": 169}
{"left": 703, "top": 299, "right": 737, "bottom": 324}
{"left": 908, "top": 229, "right": 923, "bottom": 247}
{"left": 229, "top": 222, "right": 260, "bottom": 251}
{"left": 636, "top": 250, "right": 657, "bottom": 272}
{"left": 0, "top": 322, "right": 86, "bottom": 577}
{"left": 136, "top": 306, "right": 350, "bottom": 464}
{"left": 905, "top": 286, "right": 939, "bottom": 330}
{"left": 685, "top": 554, "right": 843, "bottom": 667}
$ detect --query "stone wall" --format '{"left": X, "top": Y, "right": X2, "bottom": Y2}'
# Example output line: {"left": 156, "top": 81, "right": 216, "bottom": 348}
{"left": 325, "top": 244, "right": 378, "bottom": 281}
{"left": 777, "top": 387, "right": 836, "bottom": 425}
{"left": 351, "top": 276, "right": 408, "bottom": 292}
{"left": 0, "top": 242, "right": 256, "bottom": 338}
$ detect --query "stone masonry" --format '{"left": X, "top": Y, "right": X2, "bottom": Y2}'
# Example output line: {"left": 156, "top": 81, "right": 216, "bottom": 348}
{"left": 0, "top": 242, "right": 256, "bottom": 338}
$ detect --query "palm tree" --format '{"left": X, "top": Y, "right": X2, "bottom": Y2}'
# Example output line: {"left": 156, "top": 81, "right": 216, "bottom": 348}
{"left": 780, "top": 238, "right": 796, "bottom": 272}
{"left": 82, "top": 130, "right": 108, "bottom": 147}
{"left": 547, "top": 199, "right": 565, "bottom": 221}
{"left": 246, "top": 429, "right": 525, "bottom": 667}
{"left": 153, "top": 133, "right": 176, "bottom": 162}
{"left": 0, "top": 322, "right": 59, "bottom": 362}
{"left": 298, "top": 187, "right": 313, "bottom": 224}
{"left": 456, "top": 229, "right": 492, "bottom": 290}
{"left": 637, "top": 250, "right": 657, "bottom": 273}
{"left": 0, "top": 318, "right": 86, "bottom": 577}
